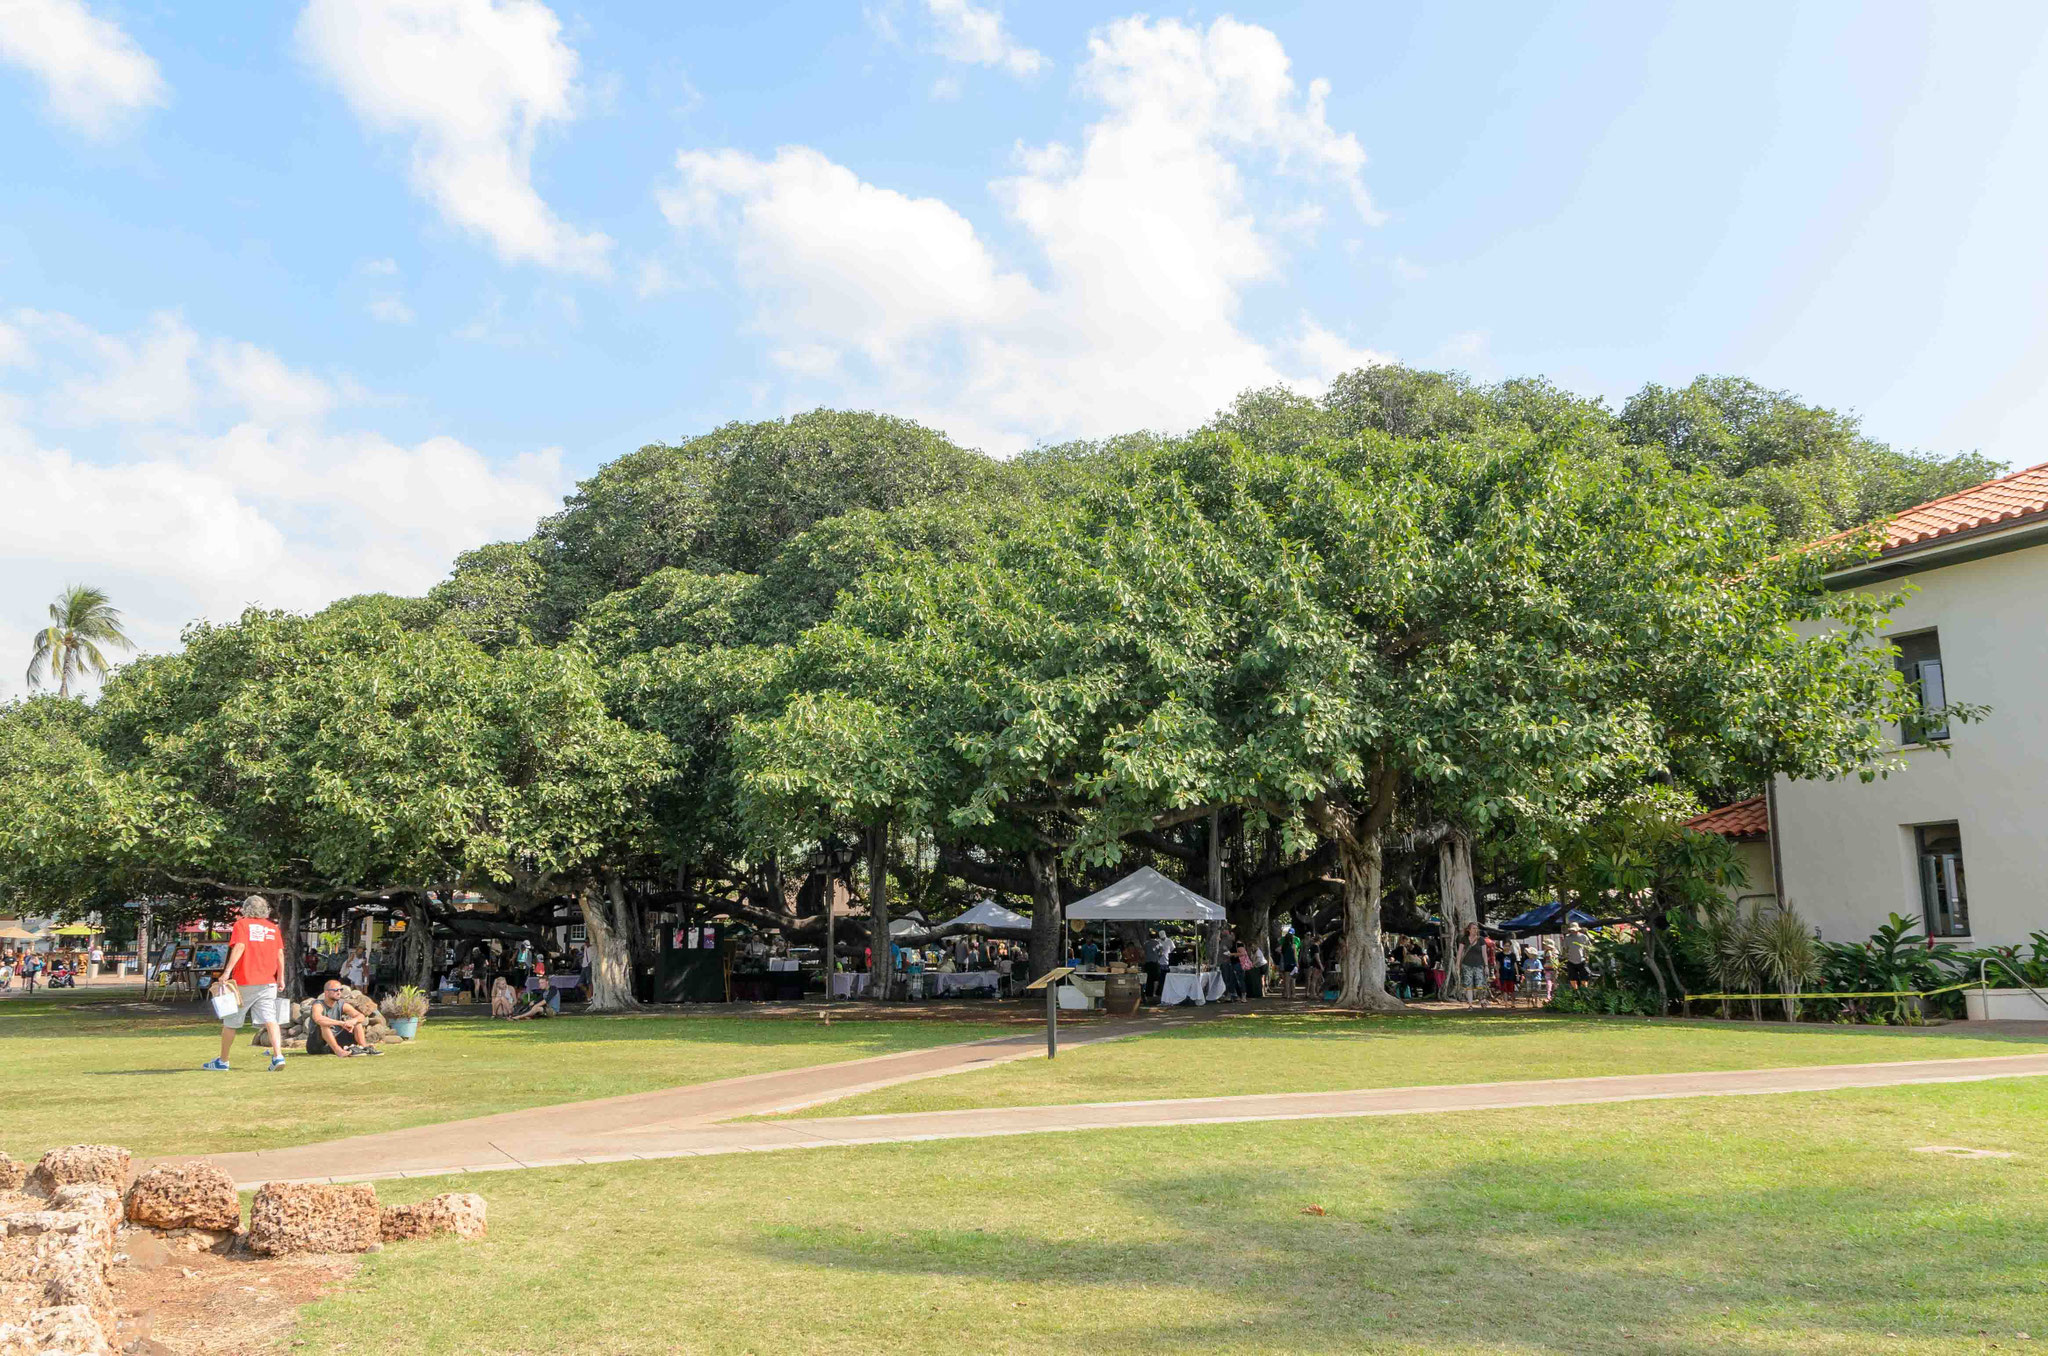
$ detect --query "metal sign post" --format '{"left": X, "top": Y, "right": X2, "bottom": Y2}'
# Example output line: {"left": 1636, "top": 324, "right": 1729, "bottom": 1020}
{"left": 1024, "top": 966, "right": 1076, "bottom": 1061}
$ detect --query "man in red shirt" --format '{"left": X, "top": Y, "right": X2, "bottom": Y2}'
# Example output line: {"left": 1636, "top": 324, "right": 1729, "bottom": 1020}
{"left": 203, "top": 895, "right": 289, "bottom": 1072}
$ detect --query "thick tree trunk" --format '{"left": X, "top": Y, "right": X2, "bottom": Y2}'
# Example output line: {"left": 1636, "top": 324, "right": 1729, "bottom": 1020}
{"left": 868, "top": 825, "right": 892, "bottom": 1002}
{"left": 1639, "top": 909, "right": 1671, "bottom": 1013}
{"left": 1025, "top": 848, "right": 1063, "bottom": 980}
{"left": 281, "top": 897, "right": 303, "bottom": 1000}
{"left": 1205, "top": 810, "right": 1226, "bottom": 963}
{"left": 581, "top": 877, "right": 642, "bottom": 1012}
{"left": 1437, "top": 828, "right": 1476, "bottom": 998}
{"left": 1327, "top": 770, "right": 1406, "bottom": 1013}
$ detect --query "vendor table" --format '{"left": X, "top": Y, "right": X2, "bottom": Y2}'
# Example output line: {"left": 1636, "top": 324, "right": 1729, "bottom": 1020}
{"left": 923, "top": 969, "right": 999, "bottom": 997}
{"left": 830, "top": 972, "right": 870, "bottom": 998}
{"left": 1160, "top": 969, "right": 1226, "bottom": 1006}
{"left": 1057, "top": 970, "right": 1111, "bottom": 1010}
{"left": 732, "top": 970, "right": 809, "bottom": 1002}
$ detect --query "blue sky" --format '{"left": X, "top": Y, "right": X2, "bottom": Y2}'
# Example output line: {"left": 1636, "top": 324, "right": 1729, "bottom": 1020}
{"left": 4, "top": 0, "right": 2047, "bottom": 691}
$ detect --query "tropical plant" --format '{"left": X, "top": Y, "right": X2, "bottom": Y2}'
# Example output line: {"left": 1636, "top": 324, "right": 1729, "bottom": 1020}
{"left": 380, "top": 984, "right": 430, "bottom": 1020}
{"left": 1688, "top": 900, "right": 1766, "bottom": 1020}
{"left": 27, "top": 586, "right": 133, "bottom": 698}
{"left": 1818, "top": 912, "right": 1962, "bottom": 1023}
{"left": 1745, "top": 903, "right": 1820, "bottom": 1021}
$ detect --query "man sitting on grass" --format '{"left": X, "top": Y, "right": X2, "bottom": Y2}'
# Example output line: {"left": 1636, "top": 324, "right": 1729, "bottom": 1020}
{"left": 306, "top": 979, "right": 385, "bottom": 1057}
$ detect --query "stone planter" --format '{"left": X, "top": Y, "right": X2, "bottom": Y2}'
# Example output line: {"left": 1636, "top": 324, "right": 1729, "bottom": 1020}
{"left": 1964, "top": 987, "right": 2048, "bottom": 1021}
{"left": 390, "top": 1016, "right": 420, "bottom": 1038}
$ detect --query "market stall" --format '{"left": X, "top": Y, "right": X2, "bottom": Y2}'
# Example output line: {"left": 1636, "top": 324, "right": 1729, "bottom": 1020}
{"left": 1064, "top": 868, "right": 1227, "bottom": 1011}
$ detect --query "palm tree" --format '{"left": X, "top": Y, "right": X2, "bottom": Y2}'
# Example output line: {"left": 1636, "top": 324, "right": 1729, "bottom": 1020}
{"left": 27, "top": 586, "right": 134, "bottom": 698}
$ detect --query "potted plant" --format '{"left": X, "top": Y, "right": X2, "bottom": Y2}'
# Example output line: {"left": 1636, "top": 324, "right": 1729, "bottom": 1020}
{"left": 381, "top": 984, "right": 429, "bottom": 1039}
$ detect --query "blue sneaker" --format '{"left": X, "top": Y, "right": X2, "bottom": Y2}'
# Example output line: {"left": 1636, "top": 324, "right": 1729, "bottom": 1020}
{"left": 202, "top": 1058, "right": 230, "bottom": 1072}
{"left": 268, "top": 1055, "right": 286, "bottom": 1072}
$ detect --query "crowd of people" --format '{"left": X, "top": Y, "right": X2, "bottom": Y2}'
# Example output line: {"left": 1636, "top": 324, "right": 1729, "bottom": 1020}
{"left": 870, "top": 935, "right": 1028, "bottom": 998}
{"left": 0, "top": 950, "right": 73, "bottom": 991}
{"left": 1054, "top": 919, "right": 1602, "bottom": 1009}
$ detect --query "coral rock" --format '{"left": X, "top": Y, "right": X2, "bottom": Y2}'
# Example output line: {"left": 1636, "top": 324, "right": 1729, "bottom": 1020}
{"left": 245, "top": 1182, "right": 380, "bottom": 1256}
{"left": 27, "top": 1148, "right": 129, "bottom": 1200}
{"left": 0, "top": 1155, "right": 24, "bottom": 1194}
{"left": 0, "top": 1304, "right": 113, "bottom": 1355}
{"left": 123, "top": 1165, "right": 241, "bottom": 1234}
{"left": 378, "top": 1193, "right": 486, "bottom": 1243}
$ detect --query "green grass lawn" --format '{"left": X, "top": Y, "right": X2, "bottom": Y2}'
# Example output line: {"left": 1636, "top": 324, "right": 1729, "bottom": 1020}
{"left": 299, "top": 1076, "right": 2048, "bottom": 1354}
{"left": 792, "top": 1012, "right": 2048, "bottom": 1118}
{"left": 0, "top": 989, "right": 1007, "bottom": 1159}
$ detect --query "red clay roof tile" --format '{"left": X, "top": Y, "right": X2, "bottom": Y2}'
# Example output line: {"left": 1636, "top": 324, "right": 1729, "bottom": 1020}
{"left": 1855, "top": 459, "right": 2048, "bottom": 556}
{"left": 1687, "top": 796, "right": 1769, "bottom": 841}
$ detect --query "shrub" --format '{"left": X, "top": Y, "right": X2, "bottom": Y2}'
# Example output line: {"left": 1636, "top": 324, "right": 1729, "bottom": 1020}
{"left": 380, "top": 984, "right": 430, "bottom": 1020}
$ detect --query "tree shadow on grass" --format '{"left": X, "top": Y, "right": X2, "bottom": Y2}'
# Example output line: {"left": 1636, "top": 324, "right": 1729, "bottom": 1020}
{"left": 739, "top": 1147, "right": 2045, "bottom": 1354}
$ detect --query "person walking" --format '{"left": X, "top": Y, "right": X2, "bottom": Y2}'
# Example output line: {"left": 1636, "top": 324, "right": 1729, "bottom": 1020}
{"left": 202, "top": 896, "right": 288, "bottom": 1073}
{"left": 87, "top": 942, "right": 103, "bottom": 981}
{"left": 21, "top": 952, "right": 42, "bottom": 992}
{"left": 1456, "top": 922, "right": 1490, "bottom": 1007}
{"left": 1562, "top": 922, "right": 1594, "bottom": 991}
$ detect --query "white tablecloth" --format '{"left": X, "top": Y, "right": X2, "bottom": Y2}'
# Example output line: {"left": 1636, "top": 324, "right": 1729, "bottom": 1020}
{"left": 830, "top": 972, "right": 870, "bottom": 998}
{"left": 1160, "top": 970, "right": 1226, "bottom": 1005}
{"left": 924, "top": 970, "right": 999, "bottom": 997}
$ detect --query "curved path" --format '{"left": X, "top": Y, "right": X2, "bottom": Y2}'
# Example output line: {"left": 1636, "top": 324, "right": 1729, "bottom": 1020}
{"left": 200, "top": 1045, "right": 2048, "bottom": 1188}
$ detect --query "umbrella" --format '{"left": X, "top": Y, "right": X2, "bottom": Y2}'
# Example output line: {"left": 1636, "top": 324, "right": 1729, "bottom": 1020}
{"left": 0, "top": 925, "right": 38, "bottom": 940}
{"left": 51, "top": 924, "right": 102, "bottom": 936}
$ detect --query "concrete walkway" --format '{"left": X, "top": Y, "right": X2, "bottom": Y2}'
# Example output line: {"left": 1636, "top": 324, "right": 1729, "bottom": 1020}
{"left": 202, "top": 1048, "right": 2048, "bottom": 1188}
{"left": 201, "top": 1015, "right": 1188, "bottom": 1186}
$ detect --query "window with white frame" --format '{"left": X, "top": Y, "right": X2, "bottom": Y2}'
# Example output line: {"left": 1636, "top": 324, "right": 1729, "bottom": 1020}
{"left": 1893, "top": 630, "right": 1949, "bottom": 744}
{"left": 1914, "top": 822, "right": 1969, "bottom": 938}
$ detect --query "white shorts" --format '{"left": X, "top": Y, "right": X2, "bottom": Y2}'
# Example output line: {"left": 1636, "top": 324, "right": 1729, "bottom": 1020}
{"left": 223, "top": 983, "right": 281, "bottom": 1028}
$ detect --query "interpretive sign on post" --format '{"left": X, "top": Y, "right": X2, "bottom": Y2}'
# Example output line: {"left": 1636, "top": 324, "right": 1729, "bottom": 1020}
{"left": 1024, "top": 966, "right": 1076, "bottom": 1060}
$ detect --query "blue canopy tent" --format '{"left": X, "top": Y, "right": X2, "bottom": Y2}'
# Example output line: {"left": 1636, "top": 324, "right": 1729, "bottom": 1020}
{"left": 1493, "top": 901, "right": 1598, "bottom": 936}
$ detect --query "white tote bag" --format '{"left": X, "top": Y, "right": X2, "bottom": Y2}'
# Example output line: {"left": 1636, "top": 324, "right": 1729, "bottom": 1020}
{"left": 209, "top": 980, "right": 240, "bottom": 1020}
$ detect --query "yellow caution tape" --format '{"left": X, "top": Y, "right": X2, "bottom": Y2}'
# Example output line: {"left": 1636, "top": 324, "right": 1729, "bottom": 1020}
{"left": 1682, "top": 980, "right": 1980, "bottom": 1003}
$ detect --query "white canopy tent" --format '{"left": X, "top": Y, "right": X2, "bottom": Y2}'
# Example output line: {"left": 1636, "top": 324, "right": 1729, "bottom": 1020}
{"left": 1066, "top": 867, "right": 1226, "bottom": 923}
{"left": 935, "top": 899, "right": 1033, "bottom": 936}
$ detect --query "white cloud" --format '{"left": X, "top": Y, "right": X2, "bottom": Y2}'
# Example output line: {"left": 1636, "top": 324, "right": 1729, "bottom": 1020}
{"left": 633, "top": 259, "right": 677, "bottom": 299}
{"left": 355, "top": 256, "right": 415, "bottom": 324}
{"left": 1290, "top": 318, "right": 1390, "bottom": 384}
{"left": 923, "top": 0, "right": 1045, "bottom": 78}
{"left": 660, "top": 15, "right": 1383, "bottom": 450}
{"left": 0, "top": 0, "right": 165, "bottom": 136}
{"left": 297, "top": 0, "right": 611, "bottom": 275}
{"left": 0, "top": 310, "right": 567, "bottom": 699}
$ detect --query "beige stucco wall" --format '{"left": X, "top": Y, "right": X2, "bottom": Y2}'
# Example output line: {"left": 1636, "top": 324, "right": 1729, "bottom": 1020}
{"left": 1771, "top": 538, "right": 2048, "bottom": 949}
{"left": 1724, "top": 840, "right": 1776, "bottom": 908}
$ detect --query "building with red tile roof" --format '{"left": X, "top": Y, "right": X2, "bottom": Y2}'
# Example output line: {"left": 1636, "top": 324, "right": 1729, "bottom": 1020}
{"left": 1825, "top": 459, "right": 2048, "bottom": 585}
{"left": 1772, "top": 461, "right": 2048, "bottom": 952}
